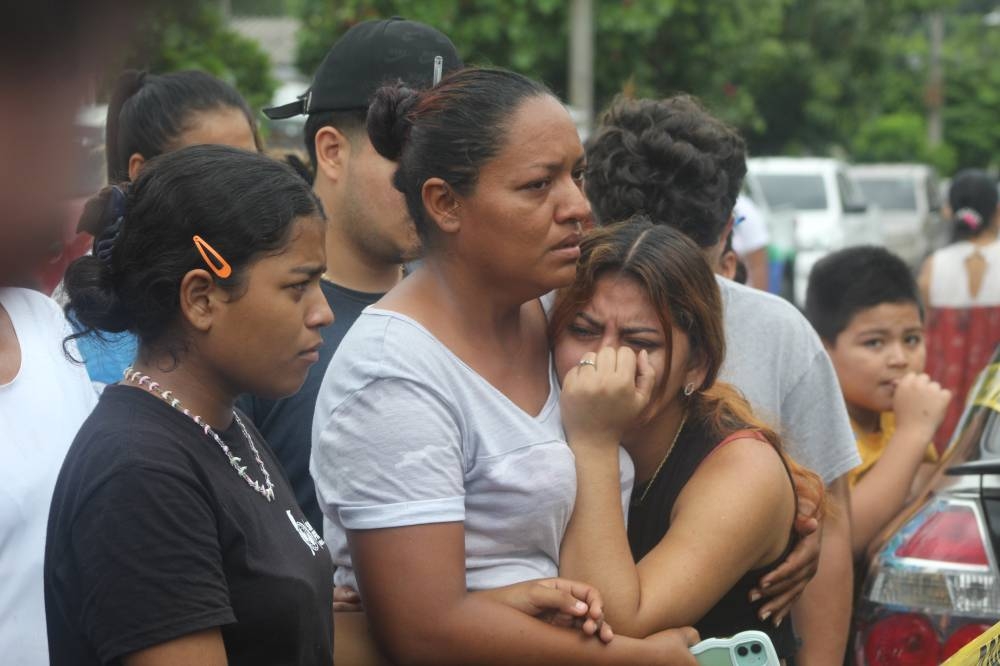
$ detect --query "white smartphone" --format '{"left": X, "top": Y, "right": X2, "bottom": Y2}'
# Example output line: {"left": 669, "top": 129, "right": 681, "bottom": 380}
{"left": 690, "top": 630, "right": 780, "bottom": 666}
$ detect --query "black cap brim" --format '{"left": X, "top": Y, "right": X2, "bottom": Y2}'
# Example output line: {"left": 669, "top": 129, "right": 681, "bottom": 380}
{"left": 263, "top": 98, "right": 305, "bottom": 120}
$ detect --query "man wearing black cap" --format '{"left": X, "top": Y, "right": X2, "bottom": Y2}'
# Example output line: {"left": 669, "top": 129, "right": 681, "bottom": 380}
{"left": 244, "top": 18, "right": 463, "bottom": 532}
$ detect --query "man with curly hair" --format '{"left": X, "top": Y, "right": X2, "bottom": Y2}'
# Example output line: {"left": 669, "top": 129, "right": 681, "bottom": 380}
{"left": 585, "top": 95, "right": 859, "bottom": 666}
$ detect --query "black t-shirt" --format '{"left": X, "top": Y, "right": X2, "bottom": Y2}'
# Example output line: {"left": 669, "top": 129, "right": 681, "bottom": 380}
{"left": 44, "top": 385, "right": 333, "bottom": 666}
{"left": 628, "top": 416, "right": 798, "bottom": 658}
{"left": 239, "top": 280, "right": 383, "bottom": 533}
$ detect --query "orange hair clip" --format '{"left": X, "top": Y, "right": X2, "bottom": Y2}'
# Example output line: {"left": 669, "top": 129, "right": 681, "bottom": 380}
{"left": 192, "top": 235, "right": 232, "bottom": 279}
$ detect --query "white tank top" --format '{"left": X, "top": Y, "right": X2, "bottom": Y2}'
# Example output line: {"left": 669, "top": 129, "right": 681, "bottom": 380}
{"left": 929, "top": 239, "right": 1000, "bottom": 308}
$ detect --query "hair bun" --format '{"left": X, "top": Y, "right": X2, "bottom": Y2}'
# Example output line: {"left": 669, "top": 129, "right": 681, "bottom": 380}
{"left": 76, "top": 186, "right": 124, "bottom": 238}
{"left": 367, "top": 83, "right": 420, "bottom": 161}
{"left": 105, "top": 70, "right": 147, "bottom": 181}
{"left": 63, "top": 253, "right": 132, "bottom": 335}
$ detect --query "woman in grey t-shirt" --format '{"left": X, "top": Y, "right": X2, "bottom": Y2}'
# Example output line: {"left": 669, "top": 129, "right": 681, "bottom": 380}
{"left": 311, "top": 68, "right": 698, "bottom": 665}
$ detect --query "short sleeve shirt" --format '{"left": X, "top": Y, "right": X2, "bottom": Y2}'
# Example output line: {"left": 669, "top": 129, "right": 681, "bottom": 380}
{"left": 44, "top": 386, "right": 333, "bottom": 665}
{"left": 311, "top": 308, "right": 634, "bottom": 592}
{"left": 848, "top": 412, "right": 939, "bottom": 487}
{"left": 732, "top": 194, "right": 770, "bottom": 256}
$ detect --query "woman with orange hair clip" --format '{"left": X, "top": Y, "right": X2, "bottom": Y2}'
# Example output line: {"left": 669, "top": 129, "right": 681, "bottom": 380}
{"left": 46, "top": 146, "right": 335, "bottom": 666}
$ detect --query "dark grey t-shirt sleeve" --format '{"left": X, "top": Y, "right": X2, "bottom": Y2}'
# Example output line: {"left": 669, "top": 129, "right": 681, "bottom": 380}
{"left": 70, "top": 467, "right": 235, "bottom": 663}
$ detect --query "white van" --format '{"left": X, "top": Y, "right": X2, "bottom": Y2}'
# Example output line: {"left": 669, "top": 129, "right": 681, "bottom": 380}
{"left": 746, "top": 157, "right": 881, "bottom": 306}
{"left": 848, "top": 163, "right": 947, "bottom": 267}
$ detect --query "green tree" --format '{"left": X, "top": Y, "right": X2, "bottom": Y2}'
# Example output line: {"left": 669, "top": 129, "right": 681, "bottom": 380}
{"left": 859, "top": 3, "right": 1000, "bottom": 171}
{"left": 109, "top": 1, "right": 276, "bottom": 112}
{"left": 232, "top": 0, "right": 295, "bottom": 15}
{"left": 293, "top": 0, "right": 783, "bottom": 133}
{"left": 851, "top": 112, "right": 957, "bottom": 172}
{"left": 939, "top": 11, "right": 1000, "bottom": 169}
{"left": 293, "top": 0, "right": 998, "bottom": 171}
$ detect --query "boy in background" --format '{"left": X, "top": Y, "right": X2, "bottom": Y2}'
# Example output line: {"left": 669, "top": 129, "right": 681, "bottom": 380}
{"left": 806, "top": 246, "right": 951, "bottom": 558}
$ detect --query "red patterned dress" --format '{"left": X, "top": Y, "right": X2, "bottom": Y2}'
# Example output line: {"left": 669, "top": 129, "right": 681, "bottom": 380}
{"left": 925, "top": 238, "right": 1000, "bottom": 450}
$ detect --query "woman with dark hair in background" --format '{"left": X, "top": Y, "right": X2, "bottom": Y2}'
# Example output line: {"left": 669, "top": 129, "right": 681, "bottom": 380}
{"left": 69, "top": 69, "right": 260, "bottom": 385}
{"left": 104, "top": 69, "right": 260, "bottom": 183}
{"left": 553, "top": 219, "right": 823, "bottom": 662}
{"left": 311, "top": 67, "right": 699, "bottom": 664}
{"left": 45, "top": 145, "right": 334, "bottom": 666}
{"left": 919, "top": 169, "right": 1000, "bottom": 446}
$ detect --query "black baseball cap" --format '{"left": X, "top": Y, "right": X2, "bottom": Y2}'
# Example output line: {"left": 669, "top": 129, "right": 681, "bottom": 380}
{"left": 263, "top": 17, "right": 462, "bottom": 119}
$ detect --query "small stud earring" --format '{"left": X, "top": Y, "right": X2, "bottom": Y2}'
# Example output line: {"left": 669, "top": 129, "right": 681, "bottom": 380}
{"left": 683, "top": 382, "right": 696, "bottom": 397}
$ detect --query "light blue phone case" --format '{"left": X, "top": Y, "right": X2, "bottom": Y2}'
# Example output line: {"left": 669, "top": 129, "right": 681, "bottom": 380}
{"left": 690, "top": 630, "right": 780, "bottom": 666}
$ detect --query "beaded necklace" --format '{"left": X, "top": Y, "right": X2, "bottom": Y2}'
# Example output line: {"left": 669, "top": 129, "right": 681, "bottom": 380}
{"left": 123, "top": 367, "right": 275, "bottom": 502}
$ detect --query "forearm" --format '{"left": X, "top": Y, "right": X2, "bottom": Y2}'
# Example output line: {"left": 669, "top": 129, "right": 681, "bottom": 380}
{"left": 909, "top": 462, "right": 938, "bottom": 502}
{"left": 559, "top": 445, "right": 643, "bottom": 633}
{"left": 850, "top": 429, "right": 930, "bottom": 557}
{"left": 349, "top": 519, "right": 692, "bottom": 665}
{"left": 376, "top": 594, "right": 677, "bottom": 666}
{"left": 792, "top": 476, "right": 852, "bottom": 666}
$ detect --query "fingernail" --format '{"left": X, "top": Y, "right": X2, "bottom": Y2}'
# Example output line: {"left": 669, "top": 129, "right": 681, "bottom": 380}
{"left": 749, "top": 591, "right": 761, "bottom": 603}
{"left": 759, "top": 610, "right": 771, "bottom": 622}
{"left": 761, "top": 581, "right": 771, "bottom": 589}
{"left": 774, "top": 615, "right": 783, "bottom": 628}
{"left": 575, "top": 601, "right": 588, "bottom": 612}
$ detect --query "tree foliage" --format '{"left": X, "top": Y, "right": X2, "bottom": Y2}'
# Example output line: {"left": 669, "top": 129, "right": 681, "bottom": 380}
{"left": 294, "top": 0, "right": 999, "bottom": 172}
{"left": 232, "top": 0, "right": 295, "bottom": 15}
{"left": 852, "top": 112, "right": 958, "bottom": 172}
{"left": 107, "top": 1, "right": 276, "bottom": 112}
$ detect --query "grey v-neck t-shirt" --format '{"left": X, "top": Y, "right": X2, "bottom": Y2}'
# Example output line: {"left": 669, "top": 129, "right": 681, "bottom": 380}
{"left": 311, "top": 307, "right": 634, "bottom": 592}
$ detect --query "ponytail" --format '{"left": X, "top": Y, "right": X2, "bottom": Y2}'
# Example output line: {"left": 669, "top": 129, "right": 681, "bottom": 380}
{"left": 105, "top": 70, "right": 146, "bottom": 183}
{"left": 64, "top": 185, "right": 134, "bottom": 342}
{"left": 367, "top": 83, "right": 419, "bottom": 162}
{"left": 948, "top": 169, "right": 998, "bottom": 243}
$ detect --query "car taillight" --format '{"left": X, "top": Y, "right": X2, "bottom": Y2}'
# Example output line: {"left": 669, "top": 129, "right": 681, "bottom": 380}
{"left": 943, "top": 623, "right": 993, "bottom": 658}
{"left": 896, "top": 506, "right": 988, "bottom": 565}
{"left": 866, "top": 499, "right": 1000, "bottom": 615}
{"left": 864, "top": 613, "right": 940, "bottom": 665}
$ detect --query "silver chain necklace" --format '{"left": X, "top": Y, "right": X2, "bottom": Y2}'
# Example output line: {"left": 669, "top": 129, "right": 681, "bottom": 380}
{"left": 123, "top": 367, "right": 275, "bottom": 502}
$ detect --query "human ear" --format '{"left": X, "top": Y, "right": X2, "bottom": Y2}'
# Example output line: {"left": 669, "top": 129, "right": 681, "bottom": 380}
{"left": 178, "top": 268, "right": 219, "bottom": 333}
{"left": 718, "top": 250, "right": 738, "bottom": 280}
{"left": 422, "top": 177, "right": 461, "bottom": 235}
{"left": 314, "top": 126, "right": 350, "bottom": 185}
{"left": 684, "top": 364, "right": 709, "bottom": 396}
{"left": 127, "top": 153, "right": 146, "bottom": 182}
